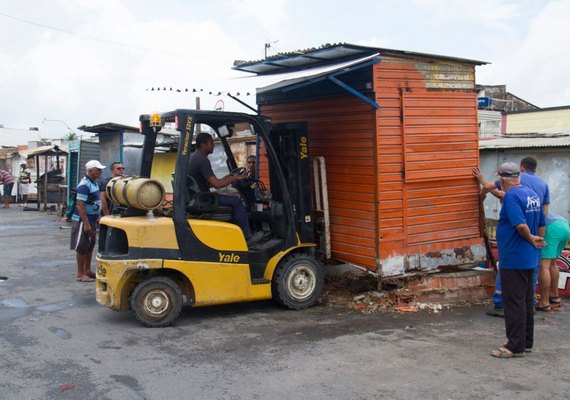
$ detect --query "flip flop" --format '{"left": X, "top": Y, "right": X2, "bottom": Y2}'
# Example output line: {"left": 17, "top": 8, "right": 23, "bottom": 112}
{"left": 549, "top": 297, "right": 561, "bottom": 304}
{"left": 536, "top": 304, "right": 551, "bottom": 312}
{"left": 491, "top": 347, "right": 525, "bottom": 358}
{"left": 78, "top": 276, "right": 95, "bottom": 282}
{"left": 549, "top": 297, "right": 562, "bottom": 308}
{"left": 503, "top": 340, "right": 532, "bottom": 353}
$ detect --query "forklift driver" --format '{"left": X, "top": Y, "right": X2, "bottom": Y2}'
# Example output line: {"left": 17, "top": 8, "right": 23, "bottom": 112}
{"left": 189, "top": 132, "right": 262, "bottom": 244}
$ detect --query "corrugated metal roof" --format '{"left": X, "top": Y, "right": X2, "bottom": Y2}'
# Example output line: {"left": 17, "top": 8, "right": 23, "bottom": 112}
{"left": 78, "top": 122, "right": 139, "bottom": 134}
{"left": 479, "top": 134, "right": 570, "bottom": 149}
{"left": 26, "top": 145, "right": 68, "bottom": 158}
{"left": 234, "top": 43, "right": 488, "bottom": 75}
{"left": 506, "top": 104, "right": 570, "bottom": 115}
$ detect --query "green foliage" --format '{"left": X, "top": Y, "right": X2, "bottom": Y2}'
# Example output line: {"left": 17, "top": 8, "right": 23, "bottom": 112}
{"left": 63, "top": 131, "right": 77, "bottom": 141}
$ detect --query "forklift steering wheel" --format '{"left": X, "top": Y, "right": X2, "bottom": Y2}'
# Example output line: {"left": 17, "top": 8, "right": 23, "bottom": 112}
{"left": 230, "top": 167, "right": 247, "bottom": 176}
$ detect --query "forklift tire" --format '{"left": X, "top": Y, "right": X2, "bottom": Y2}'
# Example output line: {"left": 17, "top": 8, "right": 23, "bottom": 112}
{"left": 272, "top": 253, "right": 323, "bottom": 310}
{"left": 130, "top": 276, "right": 183, "bottom": 327}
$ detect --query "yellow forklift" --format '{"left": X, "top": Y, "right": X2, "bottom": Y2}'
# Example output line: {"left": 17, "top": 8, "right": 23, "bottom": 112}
{"left": 96, "top": 110, "right": 324, "bottom": 327}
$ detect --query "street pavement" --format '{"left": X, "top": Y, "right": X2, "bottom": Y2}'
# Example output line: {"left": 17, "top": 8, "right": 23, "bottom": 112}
{"left": 1, "top": 206, "right": 569, "bottom": 400}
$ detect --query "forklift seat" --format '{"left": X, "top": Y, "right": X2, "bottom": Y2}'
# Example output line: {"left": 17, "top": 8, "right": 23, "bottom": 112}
{"left": 184, "top": 176, "right": 233, "bottom": 221}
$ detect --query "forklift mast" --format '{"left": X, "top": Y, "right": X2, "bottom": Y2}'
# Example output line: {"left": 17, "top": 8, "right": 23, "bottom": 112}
{"left": 269, "top": 123, "right": 314, "bottom": 244}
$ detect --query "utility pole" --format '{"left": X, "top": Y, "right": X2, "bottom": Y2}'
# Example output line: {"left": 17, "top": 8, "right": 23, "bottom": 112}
{"left": 264, "top": 42, "right": 270, "bottom": 59}
{"left": 264, "top": 40, "right": 278, "bottom": 59}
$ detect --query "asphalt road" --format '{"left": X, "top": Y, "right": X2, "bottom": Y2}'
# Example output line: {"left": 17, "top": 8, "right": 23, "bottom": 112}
{"left": 1, "top": 206, "right": 569, "bottom": 400}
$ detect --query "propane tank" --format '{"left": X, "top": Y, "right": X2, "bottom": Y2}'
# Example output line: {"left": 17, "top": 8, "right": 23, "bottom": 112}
{"left": 106, "top": 176, "right": 165, "bottom": 211}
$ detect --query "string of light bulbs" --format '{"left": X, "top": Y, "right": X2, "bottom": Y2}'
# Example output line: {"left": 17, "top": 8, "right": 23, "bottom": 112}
{"left": 145, "top": 87, "right": 252, "bottom": 96}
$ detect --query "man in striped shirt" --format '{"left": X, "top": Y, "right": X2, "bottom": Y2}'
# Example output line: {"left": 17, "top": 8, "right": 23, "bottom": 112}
{"left": 70, "top": 160, "right": 105, "bottom": 282}
{"left": 0, "top": 170, "right": 14, "bottom": 208}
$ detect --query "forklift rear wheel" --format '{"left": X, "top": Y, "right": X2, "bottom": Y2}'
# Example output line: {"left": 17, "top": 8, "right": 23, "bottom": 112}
{"left": 130, "top": 277, "right": 183, "bottom": 327}
{"left": 272, "top": 254, "right": 323, "bottom": 309}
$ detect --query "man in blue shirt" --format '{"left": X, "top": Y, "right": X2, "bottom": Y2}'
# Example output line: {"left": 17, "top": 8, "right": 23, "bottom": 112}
{"left": 70, "top": 160, "right": 105, "bottom": 282}
{"left": 491, "top": 162, "right": 545, "bottom": 358}
{"left": 473, "top": 157, "right": 549, "bottom": 316}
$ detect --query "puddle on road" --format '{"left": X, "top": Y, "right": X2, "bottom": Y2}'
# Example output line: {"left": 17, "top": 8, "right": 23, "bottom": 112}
{"left": 37, "top": 300, "right": 74, "bottom": 313}
{"left": 1, "top": 297, "right": 77, "bottom": 322}
{"left": 49, "top": 326, "right": 72, "bottom": 340}
{"left": 0, "top": 297, "right": 32, "bottom": 321}
{"left": 0, "top": 297, "right": 31, "bottom": 308}
{"left": 0, "top": 307, "right": 31, "bottom": 320}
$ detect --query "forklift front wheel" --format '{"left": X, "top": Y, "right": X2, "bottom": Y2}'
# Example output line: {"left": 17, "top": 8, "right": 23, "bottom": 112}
{"left": 272, "top": 254, "right": 323, "bottom": 310}
{"left": 130, "top": 276, "right": 183, "bottom": 327}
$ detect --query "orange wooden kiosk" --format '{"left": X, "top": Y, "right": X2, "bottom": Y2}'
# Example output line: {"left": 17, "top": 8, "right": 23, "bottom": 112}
{"left": 235, "top": 44, "right": 488, "bottom": 277}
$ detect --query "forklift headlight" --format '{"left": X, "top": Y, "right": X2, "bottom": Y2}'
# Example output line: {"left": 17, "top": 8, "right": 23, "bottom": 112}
{"left": 96, "top": 264, "right": 107, "bottom": 277}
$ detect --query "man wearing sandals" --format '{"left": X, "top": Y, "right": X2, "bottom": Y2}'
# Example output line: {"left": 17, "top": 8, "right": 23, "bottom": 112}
{"left": 536, "top": 212, "right": 570, "bottom": 311}
{"left": 70, "top": 160, "right": 105, "bottom": 282}
{"left": 474, "top": 156, "right": 550, "bottom": 317}
{"left": 491, "top": 162, "right": 546, "bottom": 358}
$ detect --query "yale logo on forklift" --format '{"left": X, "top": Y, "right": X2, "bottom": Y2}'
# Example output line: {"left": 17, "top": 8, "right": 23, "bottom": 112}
{"left": 300, "top": 136, "right": 308, "bottom": 159}
{"left": 219, "top": 252, "right": 241, "bottom": 263}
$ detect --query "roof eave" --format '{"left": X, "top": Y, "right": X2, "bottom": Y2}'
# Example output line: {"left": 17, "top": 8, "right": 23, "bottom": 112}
{"left": 233, "top": 43, "right": 488, "bottom": 76}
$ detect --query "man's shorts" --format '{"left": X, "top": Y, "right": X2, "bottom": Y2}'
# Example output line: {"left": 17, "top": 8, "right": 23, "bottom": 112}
{"left": 541, "top": 220, "right": 570, "bottom": 259}
{"left": 2, "top": 182, "right": 13, "bottom": 199}
{"left": 70, "top": 220, "right": 97, "bottom": 255}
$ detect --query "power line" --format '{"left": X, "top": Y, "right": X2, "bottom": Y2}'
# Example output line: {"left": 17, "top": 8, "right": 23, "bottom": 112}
{"left": 0, "top": 12, "right": 233, "bottom": 61}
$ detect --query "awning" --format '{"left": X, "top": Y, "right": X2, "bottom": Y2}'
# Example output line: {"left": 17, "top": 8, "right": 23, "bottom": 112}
{"left": 228, "top": 54, "right": 381, "bottom": 109}
{"left": 78, "top": 122, "right": 139, "bottom": 134}
{"left": 252, "top": 54, "right": 379, "bottom": 93}
{"left": 26, "top": 145, "right": 68, "bottom": 158}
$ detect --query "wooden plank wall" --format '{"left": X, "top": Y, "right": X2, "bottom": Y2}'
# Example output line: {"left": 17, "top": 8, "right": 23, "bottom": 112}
{"left": 261, "top": 98, "right": 378, "bottom": 268}
{"left": 374, "top": 61, "right": 482, "bottom": 261}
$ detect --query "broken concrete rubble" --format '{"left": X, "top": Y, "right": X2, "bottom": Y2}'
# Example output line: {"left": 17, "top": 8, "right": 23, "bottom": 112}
{"left": 323, "top": 269, "right": 495, "bottom": 314}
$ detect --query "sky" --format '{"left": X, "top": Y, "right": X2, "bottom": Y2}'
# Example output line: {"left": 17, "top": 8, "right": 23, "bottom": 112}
{"left": 1, "top": 0, "right": 569, "bottom": 141}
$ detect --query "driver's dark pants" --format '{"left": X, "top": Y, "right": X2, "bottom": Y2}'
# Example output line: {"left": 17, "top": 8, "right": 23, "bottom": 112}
{"left": 218, "top": 194, "right": 252, "bottom": 239}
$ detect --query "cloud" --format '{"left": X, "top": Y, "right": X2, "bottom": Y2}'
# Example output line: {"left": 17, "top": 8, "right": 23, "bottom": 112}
{"left": 228, "top": 0, "right": 289, "bottom": 34}
{"left": 478, "top": 0, "right": 570, "bottom": 107}
{"left": 0, "top": 0, "right": 252, "bottom": 135}
{"left": 411, "top": 0, "right": 522, "bottom": 32}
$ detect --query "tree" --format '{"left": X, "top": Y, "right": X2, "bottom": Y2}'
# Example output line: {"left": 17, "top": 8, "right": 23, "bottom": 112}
{"left": 63, "top": 131, "right": 77, "bottom": 141}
